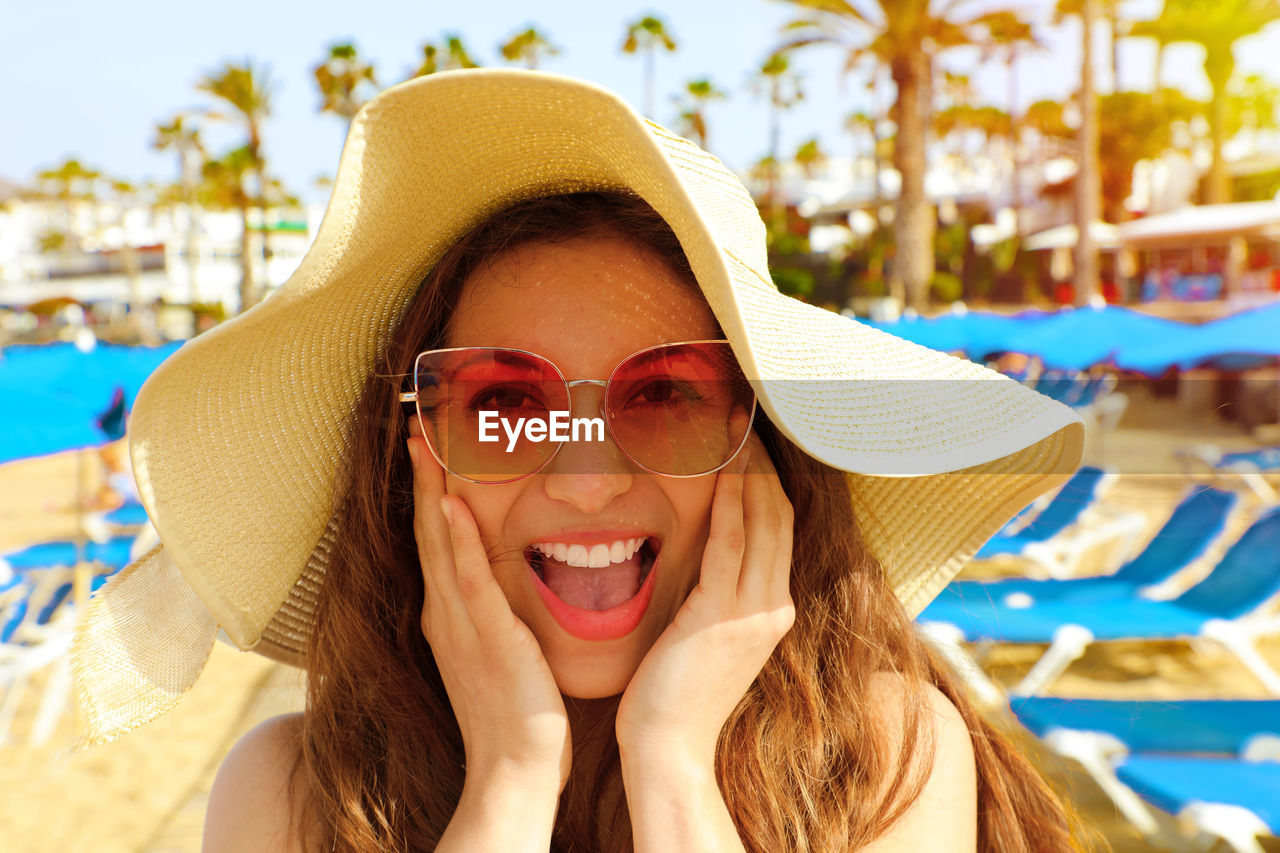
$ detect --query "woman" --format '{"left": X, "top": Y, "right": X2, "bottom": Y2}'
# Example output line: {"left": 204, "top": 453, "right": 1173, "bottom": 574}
{"left": 72, "top": 71, "right": 1085, "bottom": 851}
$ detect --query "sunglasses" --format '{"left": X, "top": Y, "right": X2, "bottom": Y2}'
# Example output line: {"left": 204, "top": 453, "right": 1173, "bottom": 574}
{"left": 399, "top": 340, "right": 756, "bottom": 484}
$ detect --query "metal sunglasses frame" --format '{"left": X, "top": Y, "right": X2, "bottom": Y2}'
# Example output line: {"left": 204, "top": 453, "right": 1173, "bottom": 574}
{"left": 399, "top": 339, "right": 757, "bottom": 484}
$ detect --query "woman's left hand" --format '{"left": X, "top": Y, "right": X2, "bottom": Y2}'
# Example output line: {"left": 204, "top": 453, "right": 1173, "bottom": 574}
{"left": 615, "top": 434, "right": 795, "bottom": 767}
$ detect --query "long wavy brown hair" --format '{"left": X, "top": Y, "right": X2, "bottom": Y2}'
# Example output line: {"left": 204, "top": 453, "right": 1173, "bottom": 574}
{"left": 297, "top": 192, "right": 1085, "bottom": 852}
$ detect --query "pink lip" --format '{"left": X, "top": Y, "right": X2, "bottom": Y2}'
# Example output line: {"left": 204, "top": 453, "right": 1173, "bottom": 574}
{"left": 528, "top": 554, "right": 657, "bottom": 642}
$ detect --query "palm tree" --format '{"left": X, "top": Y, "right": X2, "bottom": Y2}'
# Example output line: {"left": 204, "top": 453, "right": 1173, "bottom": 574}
{"left": 1228, "top": 72, "right": 1280, "bottom": 142}
{"left": 312, "top": 42, "right": 379, "bottom": 123}
{"left": 846, "top": 59, "right": 891, "bottom": 213}
{"left": 1074, "top": 0, "right": 1102, "bottom": 305}
{"left": 197, "top": 60, "right": 273, "bottom": 311}
{"left": 35, "top": 157, "right": 102, "bottom": 251}
{"left": 199, "top": 147, "right": 255, "bottom": 313}
{"left": 1096, "top": 90, "right": 1200, "bottom": 219}
{"left": 752, "top": 52, "right": 805, "bottom": 228}
{"left": 1024, "top": 99, "right": 1070, "bottom": 141}
{"left": 106, "top": 178, "right": 145, "bottom": 320}
{"left": 673, "top": 78, "right": 726, "bottom": 149}
{"left": 1132, "top": 0, "right": 1280, "bottom": 203}
{"left": 153, "top": 112, "right": 206, "bottom": 299}
{"left": 938, "top": 71, "right": 976, "bottom": 165}
{"left": 413, "top": 34, "right": 481, "bottom": 77}
{"left": 622, "top": 15, "right": 678, "bottom": 117}
{"left": 845, "top": 108, "right": 883, "bottom": 209}
{"left": 1129, "top": 5, "right": 1192, "bottom": 94}
{"left": 844, "top": 109, "right": 874, "bottom": 155}
{"left": 777, "top": 0, "right": 986, "bottom": 311}
{"left": 931, "top": 104, "right": 972, "bottom": 160}
{"left": 794, "top": 137, "right": 828, "bottom": 178}
{"left": 499, "top": 26, "right": 560, "bottom": 69}
{"left": 975, "top": 9, "right": 1045, "bottom": 232}
{"left": 1057, "top": 0, "right": 1127, "bottom": 89}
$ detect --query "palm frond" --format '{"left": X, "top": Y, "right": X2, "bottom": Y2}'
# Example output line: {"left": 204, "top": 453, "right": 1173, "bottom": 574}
{"left": 774, "top": 0, "right": 874, "bottom": 27}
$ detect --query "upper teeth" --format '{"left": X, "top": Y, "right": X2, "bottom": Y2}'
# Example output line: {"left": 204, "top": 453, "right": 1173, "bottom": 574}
{"left": 532, "top": 537, "right": 646, "bottom": 568}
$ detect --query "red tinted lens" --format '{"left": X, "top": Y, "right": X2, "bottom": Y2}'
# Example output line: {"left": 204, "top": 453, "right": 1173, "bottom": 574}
{"left": 414, "top": 348, "right": 569, "bottom": 483}
{"left": 606, "top": 342, "right": 755, "bottom": 476}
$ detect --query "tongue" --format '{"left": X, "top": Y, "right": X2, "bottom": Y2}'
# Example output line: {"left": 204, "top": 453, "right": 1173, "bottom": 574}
{"left": 540, "top": 553, "right": 643, "bottom": 611}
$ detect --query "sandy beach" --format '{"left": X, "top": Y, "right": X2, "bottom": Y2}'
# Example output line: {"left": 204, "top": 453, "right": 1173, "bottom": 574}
{"left": 1, "top": 386, "right": 1278, "bottom": 852}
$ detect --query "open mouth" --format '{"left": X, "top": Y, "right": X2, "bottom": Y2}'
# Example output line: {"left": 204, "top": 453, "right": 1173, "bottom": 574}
{"left": 524, "top": 537, "right": 660, "bottom": 641}
{"left": 525, "top": 538, "right": 658, "bottom": 610}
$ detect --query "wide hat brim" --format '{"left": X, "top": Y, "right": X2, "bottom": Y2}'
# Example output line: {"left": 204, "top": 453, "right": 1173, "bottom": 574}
{"left": 72, "top": 69, "right": 1082, "bottom": 743}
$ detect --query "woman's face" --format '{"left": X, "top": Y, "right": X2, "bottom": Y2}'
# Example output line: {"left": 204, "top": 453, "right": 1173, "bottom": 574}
{"left": 440, "top": 232, "right": 722, "bottom": 698}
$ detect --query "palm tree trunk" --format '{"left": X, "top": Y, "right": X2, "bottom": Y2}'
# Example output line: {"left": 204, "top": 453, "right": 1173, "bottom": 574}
{"left": 257, "top": 166, "right": 271, "bottom": 295}
{"left": 1074, "top": 0, "right": 1102, "bottom": 306}
{"left": 1008, "top": 53, "right": 1022, "bottom": 235}
{"left": 890, "top": 51, "right": 933, "bottom": 312}
{"left": 870, "top": 67, "right": 884, "bottom": 215}
{"left": 248, "top": 128, "right": 269, "bottom": 303}
{"left": 1205, "top": 53, "right": 1233, "bottom": 205}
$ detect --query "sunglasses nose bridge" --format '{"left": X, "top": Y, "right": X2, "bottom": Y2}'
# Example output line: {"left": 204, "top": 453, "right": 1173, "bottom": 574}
{"left": 541, "top": 377, "right": 638, "bottom": 488}
{"left": 565, "top": 378, "right": 608, "bottom": 420}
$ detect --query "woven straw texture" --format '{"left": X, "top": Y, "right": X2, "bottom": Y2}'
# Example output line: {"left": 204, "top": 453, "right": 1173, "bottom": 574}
{"left": 72, "top": 70, "right": 1082, "bottom": 744}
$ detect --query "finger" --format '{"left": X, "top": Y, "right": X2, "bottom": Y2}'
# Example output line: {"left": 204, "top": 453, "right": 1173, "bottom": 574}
{"left": 747, "top": 439, "right": 795, "bottom": 603}
{"left": 737, "top": 440, "right": 794, "bottom": 606}
{"left": 408, "top": 437, "right": 470, "bottom": 633}
{"left": 408, "top": 435, "right": 449, "bottom": 552}
{"left": 440, "top": 493, "right": 522, "bottom": 638}
{"left": 699, "top": 444, "right": 750, "bottom": 599}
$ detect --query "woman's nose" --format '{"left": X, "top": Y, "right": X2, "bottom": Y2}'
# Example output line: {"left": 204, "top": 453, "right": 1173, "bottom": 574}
{"left": 540, "top": 383, "right": 633, "bottom": 512}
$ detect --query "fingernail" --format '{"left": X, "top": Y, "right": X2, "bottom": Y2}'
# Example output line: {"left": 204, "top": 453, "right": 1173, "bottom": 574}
{"left": 439, "top": 496, "right": 453, "bottom": 525}
{"left": 407, "top": 439, "right": 419, "bottom": 468}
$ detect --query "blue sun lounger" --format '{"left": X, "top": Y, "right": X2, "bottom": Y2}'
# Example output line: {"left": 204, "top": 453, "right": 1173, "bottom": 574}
{"left": 1116, "top": 757, "right": 1279, "bottom": 852}
{"left": 1010, "top": 697, "right": 1280, "bottom": 852}
{"left": 1179, "top": 444, "right": 1280, "bottom": 503}
{"left": 971, "top": 466, "right": 1138, "bottom": 579}
{"left": 0, "top": 536, "right": 135, "bottom": 641}
{"left": 0, "top": 533, "right": 139, "bottom": 745}
{"left": 919, "top": 505, "right": 1280, "bottom": 696}
{"left": 973, "top": 466, "right": 1108, "bottom": 560}
{"left": 930, "top": 486, "right": 1237, "bottom": 612}
{"left": 1012, "top": 696, "right": 1280, "bottom": 759}
{"left": 1221, "top": 447, "right": 1280, "bottom": 472}
{"left": 2, "top": 536, "right": 136, "bottom": 573}
{"left": 102, "top": 500, "right": 150, "bottom": 527}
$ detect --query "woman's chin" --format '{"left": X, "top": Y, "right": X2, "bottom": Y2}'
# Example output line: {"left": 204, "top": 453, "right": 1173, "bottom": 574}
{"left": 546, "top": 651, "right": 643, "bottom": 699}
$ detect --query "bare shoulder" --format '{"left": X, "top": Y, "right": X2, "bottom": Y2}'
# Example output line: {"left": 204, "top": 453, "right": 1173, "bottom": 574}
{"left": 863, "top": 671, "right": 971, "bottom": 746}
{"left": 204, "top": 712, "right": 318, "bottom": 853}
{"left": 860, "top": 672, "right": 977, "bottom": 852}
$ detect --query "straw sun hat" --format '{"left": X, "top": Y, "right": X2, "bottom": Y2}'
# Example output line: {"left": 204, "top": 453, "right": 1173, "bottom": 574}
{"left": 72, "top": 69, "right": 1082, "bottom": 744}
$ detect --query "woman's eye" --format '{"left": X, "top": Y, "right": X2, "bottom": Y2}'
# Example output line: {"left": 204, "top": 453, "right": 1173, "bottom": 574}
{"left": 470, "top": 384, "right": 547, "bottom": 415}
{"left": 624, "top": 378, "right": 702, "bottom": 409}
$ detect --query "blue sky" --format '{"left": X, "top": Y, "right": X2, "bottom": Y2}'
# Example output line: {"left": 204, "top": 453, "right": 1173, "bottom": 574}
{"left": 8, "top": 0, "right": 1280, "bottom": 203}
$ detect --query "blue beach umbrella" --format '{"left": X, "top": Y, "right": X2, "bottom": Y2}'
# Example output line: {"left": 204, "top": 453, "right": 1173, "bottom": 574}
{"left": 1116, "top": 301, "right": 1280, "bottom": 376}
{"left": 997, "top": 305, "right": 1194, "bottom": 371}
{"left": 868, "top": 309, "right": 1049, "bottom": 361}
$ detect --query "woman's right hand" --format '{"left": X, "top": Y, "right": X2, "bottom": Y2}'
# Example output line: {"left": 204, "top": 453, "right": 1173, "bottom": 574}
{"left": 408, "top": 435, "right": 570, "bottom": 841}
